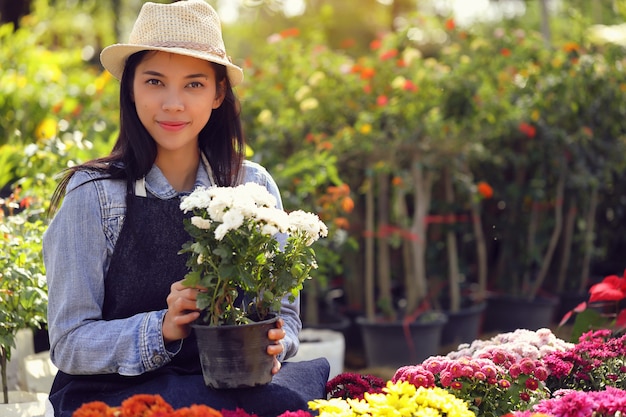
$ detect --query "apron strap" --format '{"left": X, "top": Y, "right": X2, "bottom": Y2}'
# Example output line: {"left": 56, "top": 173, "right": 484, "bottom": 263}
{"left": 134, "top": 178, "right": 147, "bottom": 197}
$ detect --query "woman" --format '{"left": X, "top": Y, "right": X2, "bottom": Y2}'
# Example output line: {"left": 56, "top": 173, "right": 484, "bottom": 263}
{"left": 43, "top": 1, "right": 329, "bottom": 416}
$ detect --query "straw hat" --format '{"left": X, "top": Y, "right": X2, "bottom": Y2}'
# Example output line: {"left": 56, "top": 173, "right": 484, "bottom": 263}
{"left": 100, "top": 0, "right": 243, "bottom": 86}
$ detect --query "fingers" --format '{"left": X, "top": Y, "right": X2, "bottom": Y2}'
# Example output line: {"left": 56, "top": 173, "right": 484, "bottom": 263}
{"left": 267, "top": 327, "right": 286, "bottom": 341}
{"left": 163, "top": 280, "right": 201, "bottom": 344}
{"left": 264, "top": 318, "right": 285, "bottom": 374}
{"left": 267, "top": 340, "right": 284, "bottom": 357}
{"left": 271, "top": 357, "right": 282, "bottom": 374}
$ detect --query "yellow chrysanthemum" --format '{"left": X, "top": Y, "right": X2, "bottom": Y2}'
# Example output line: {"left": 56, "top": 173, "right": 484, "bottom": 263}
{"left": 35, "top": 118, "right": 57, "bottom": 140}
{"left": 308, "top": 397, "right": 354, "bottom": 417}
{"left": 310, "top": 381, "right": 475, "bottom": 417}
{"left": 359, "top": 124, "right": 372, "bottom": 135}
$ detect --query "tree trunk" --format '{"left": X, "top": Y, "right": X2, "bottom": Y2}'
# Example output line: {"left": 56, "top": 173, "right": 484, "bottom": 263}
{"left": 407, "top": 158, "right": 433, "bottom": 314}
{"left": 556, "top": 202, "right": 577, "bottom": 292}
{"left": 580, "top": 185, "right": 599, "bottom": 292}
{"left": 364, "top": 175, "right": 376, "bottom": 321}
{"left": 393, "top": 181, "right": 416, "bottom": 313}
{"left": 528, "top": 161, "right": 566, "bottom": 299}
{"left": 304, "top": 280, "right": 319, "bottom": 326}
{"left": 539, "top": 0, "right": 552, "bottom": 46}
{"left": 523, "top": 199, "right": 540, "bottom": 292}
{"left": 443, "top": 166, "right": 461, "bottom": 312}
{"left": 377, "top": 171, "right": 393, "bottom": 316}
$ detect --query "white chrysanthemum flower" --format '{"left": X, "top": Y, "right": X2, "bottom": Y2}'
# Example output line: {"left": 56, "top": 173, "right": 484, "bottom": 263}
{"left": 214, "top": 209, "right": 245, "bottom": 240}
{"left": 180, "top": 186, "right": 213, "bottom": 212}
{"left": 242, "top": 182, "right": 277, "bottom": 208}
{"left": 261, "top": 223, "right": 280, "bottom": 236}
{"left": 287, "top": 210, "right": 328, "bottom": 245}
{"left": 254, "top": 206, "right": 290, "bottom": 234}
{"left": 190, "top": 216, "right": 212, "bottom": 230}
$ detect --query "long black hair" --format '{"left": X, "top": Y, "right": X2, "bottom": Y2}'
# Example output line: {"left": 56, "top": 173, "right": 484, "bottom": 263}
{"left": 48, "top": 50, "right": 245, "bottom": 215}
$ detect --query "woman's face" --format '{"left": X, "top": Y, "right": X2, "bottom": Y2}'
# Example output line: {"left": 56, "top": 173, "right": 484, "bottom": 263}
{"left": 133, "top": 51, "right": 224, "bottom": 157}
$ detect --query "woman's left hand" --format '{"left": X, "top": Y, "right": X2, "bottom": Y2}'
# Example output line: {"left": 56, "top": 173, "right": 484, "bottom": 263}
{"left": 267, "top": 318, "right": 286, "bottom": 374}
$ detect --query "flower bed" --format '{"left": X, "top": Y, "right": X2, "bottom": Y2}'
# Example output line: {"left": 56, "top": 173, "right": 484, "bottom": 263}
{"left": 73, "top": 328, "right": 626, "bottom": 417}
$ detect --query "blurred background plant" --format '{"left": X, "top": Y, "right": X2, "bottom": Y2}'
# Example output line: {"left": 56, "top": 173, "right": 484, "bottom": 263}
{"left": 0, "top": 191, "right": 48, "bottom": 404}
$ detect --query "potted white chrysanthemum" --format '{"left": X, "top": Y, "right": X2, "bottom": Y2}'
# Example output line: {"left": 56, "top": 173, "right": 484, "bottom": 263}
{"left": 178, "top": 182, "right": 327, "bottom": 388}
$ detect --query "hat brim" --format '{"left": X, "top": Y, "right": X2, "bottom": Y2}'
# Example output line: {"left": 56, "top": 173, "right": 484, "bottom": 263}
{"left": 100, "top": 44, "right": 244, "bottom": 86}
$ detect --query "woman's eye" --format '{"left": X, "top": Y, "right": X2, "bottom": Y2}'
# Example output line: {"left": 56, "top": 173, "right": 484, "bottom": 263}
{"left": 188, "top": 81, "right": 204, "bottom": 88}
{"left": 146, "top": 79, "right": 162, "bottom": 86}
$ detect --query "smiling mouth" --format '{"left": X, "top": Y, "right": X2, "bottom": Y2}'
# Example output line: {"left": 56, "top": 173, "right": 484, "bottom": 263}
{"left": 158, "top": 121, "right": 188, "bottom": 131}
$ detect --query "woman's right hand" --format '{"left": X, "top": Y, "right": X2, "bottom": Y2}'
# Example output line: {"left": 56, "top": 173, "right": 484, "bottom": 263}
{"left": 163, "top": 280, "right": 201, "bottom": 344}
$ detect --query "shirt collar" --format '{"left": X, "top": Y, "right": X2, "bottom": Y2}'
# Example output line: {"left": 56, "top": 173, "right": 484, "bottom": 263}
{"left": 144, "top": 163, "right": 213, "bottom": 199}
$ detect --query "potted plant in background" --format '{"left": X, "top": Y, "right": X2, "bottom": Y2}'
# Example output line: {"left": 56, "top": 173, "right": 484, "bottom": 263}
{"left": 0, "top": 191, "right": 49, "bottom": 416}
{"left": 178, "top": 182, "right": 328, "bottom": 389}
{"left": 479, "top": 35, "right": 626, "bottom": 334}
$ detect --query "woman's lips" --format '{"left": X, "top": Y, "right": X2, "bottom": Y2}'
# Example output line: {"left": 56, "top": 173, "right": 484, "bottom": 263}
{"left": 158, "top": 121, "right": 188, "bottom": 131}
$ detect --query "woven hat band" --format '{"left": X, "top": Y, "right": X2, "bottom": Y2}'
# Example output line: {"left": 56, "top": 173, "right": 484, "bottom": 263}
{"left": 145, "top": 41, "right": 227, "bottom": 60}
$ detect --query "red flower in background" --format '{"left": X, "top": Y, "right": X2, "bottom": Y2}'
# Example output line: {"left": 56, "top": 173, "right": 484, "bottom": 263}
{"left": 589, "top": 271, "right": 626, "bottom": 303}
{"left": 477, "top": 181, "right": 494, "bottom": 199}
{"left": 519, "top": 122, "right": 536, "bottom": 138}
{"left": 560, "top": 269, "right": 626, "bottom": 328}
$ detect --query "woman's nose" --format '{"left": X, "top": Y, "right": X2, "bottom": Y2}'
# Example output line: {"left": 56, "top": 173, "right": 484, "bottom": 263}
{"left": 162, "top": 90, "right": 184, "bottom": 112}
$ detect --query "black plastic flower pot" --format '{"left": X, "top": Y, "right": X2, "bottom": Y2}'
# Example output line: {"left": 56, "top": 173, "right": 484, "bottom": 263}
{"left": 192, "top": 314, "right": 278, "bottom": 389}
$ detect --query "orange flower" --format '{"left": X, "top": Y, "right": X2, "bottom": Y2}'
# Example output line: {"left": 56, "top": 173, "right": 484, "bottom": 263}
{"left": 370, "top": 39, "right": 382, "bottom": 50}
{"left": 380, "top": 49, "right": 398, "bottom": 61}
{"left": 72, "top": 401, "right": 116, "bottom": 417}
{"left": 391, "top": 176, "right": 403, "bottom": 187}
{"left": 445, "top": 18, "right": 455, "bottom": 31}
{"left": 500, "top": 48, "right": 511, "bottom": 57}
{"left": 359, "top": 67, "right": 376, "bottom": 80}
{"left": 376, "top": 95, "right": 388, "bottom": 106}
{"left": 279, "top": 28, "right": 300, "bottom": 39}
{"left": 320, "top": 141, "right": 333, "bottom": 150}
{"left": 172, "top": 405, "right": 222, "bottom": 417}
{"left": 350, "top": 64, "right": 363, "bottom": 74}
{"left": 119, "top": 394, "right": 173, "bottom": 417}
{"left": 334, "top": 217, "right": 350, "bottom": 230}
{"left": 563, "top": 41, "right": 580, "bottom": 53}
{"left": 340, "top": 38, "right": 356, "bottom": 49}
{"left": 341, "top": 196, "right": 355, "bottom": 213}
{"left": 477, "top": 181, "right": 493, "bottom": 199}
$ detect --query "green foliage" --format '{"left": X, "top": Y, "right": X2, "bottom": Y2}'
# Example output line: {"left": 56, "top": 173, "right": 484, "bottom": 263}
{"left": 0, "top": 197, "right": 48, "bottom": 401}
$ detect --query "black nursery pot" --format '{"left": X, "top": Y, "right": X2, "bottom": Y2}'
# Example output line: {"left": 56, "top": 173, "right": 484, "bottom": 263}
{"left": 192, "top": 314, "right": 278, "bottom": 389}
{"left": 482, "top": 295, "right": 558, "bottom": 334}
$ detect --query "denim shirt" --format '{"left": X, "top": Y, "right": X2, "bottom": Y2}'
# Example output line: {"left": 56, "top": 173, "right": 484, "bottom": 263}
{"left": 43, "top": 160, "right": 301, "bottom": 376}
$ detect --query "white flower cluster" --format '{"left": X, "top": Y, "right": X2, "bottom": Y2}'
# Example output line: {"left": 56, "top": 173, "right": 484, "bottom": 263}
{"left": 447, "top": 328, "right": 575, "bottom": 361}
{"left": 180, "top": 182, "right": 328, "bottom": 243}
